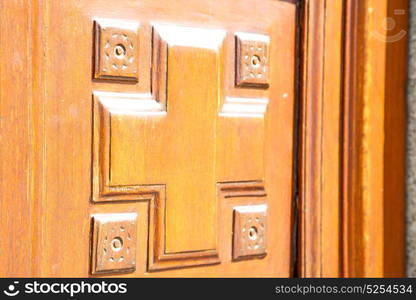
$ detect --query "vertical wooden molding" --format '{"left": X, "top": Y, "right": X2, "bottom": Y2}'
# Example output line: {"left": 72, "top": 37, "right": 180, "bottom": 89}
{"left": 299, "top": 0, "right": 326, "bottom": 277}
{"left": 342, "top": 0, "right": 407, "bottom": 277}
{"left": 383, "top": 0, "right": 407, "bottom": 277}
{"left": 343, "top": 0, "right": 369, "bottom": 278}
{"left": 0, "top": 0, "right": 35, "bottom": 276}
{"left": 299, "top": 0, "right": 345, "bottom": 277}
{"left": 321, "top": 0, "right": 343, "bottom": 278}
{"left": 301, "top": 0, "right": 407, "bottom": 278}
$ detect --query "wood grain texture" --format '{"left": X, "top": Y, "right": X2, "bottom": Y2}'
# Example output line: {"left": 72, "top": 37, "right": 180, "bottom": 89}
{"left": 0, "top": 0, "right": 33, "bottom": 276}
{"left": 157, "top": 26, "right": 223, "bottom": 253}
{"left": 298, "top": 0, "right": 326, "bottom": 278}
{"left": 342, "top": 0, "right": 407, "bottom": 277}
{"left": 383, "top": 0, "right": 408, "bottom": 277}
{"left": 298, "top": 1, "right": 343, "bottom": 277}
{"left": 2, "top": 0, "right": 407, "bottom": 278}
{"left": 299, "top": 0, "right": 343, "bottom": 278}
{"left": 3, "top": 0, "right": 296, "bottom": 277}
{"left": 299, "top": 0, "right": 407, "bottom": 278}
{"left": 1, "top": 0, "right": 407, "bottom": 278}
{"left": 321, "top": 0, "right": 343, "bottom": 278}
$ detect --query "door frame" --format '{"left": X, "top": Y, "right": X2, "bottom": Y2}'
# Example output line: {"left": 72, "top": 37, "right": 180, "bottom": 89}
{"left": 298, "top": 0, "right": 408, "bottom": 277}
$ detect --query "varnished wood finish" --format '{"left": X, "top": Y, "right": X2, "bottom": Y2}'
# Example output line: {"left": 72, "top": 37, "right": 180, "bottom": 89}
{"left": 0, "top": 0, "right": 407, "bottom": 278}
{"left": 0, "top": 0, "right": 297, "bottom": 277}
{"left": 342, "top": 0, "right": 407, "bottom": 277}
{"left": 0, "top": 0, "right": 33, "bottom": 276}
{"left": 298, "top": 0, "right": 343, "bottom": 278}
{"left": 299, "top": 0, "right": 407, "bottom": 278}
{"left": 383, "top": 0, "right": 407, "bottom": 277}
{"left": 321, "top": 0, "right": 343, "bottom": 278}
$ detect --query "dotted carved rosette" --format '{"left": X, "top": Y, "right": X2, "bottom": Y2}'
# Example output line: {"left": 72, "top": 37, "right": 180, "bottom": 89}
{"left": 91, "top": 213, "right": 137, "bottom": 274}
{"left": 233, "top": 204, "right": 267, "bottom": 260}
{"left": 235, "top": 32, "right": 270, "bottom": 88}
{"left": 94, "top": 19, "right": 139, "bottom": 81}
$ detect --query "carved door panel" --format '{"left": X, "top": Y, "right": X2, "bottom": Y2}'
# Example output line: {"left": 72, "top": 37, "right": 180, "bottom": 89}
{"left": 39, "top": 0, "right": 297, "bottom": 277}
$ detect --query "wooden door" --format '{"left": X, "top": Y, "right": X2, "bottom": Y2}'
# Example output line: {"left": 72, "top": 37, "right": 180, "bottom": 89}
{"left": 0, "top": 0, "right": 297, "bottom": 277}
{"left": 1, "top": 0, "right": 409, "bottom": 278}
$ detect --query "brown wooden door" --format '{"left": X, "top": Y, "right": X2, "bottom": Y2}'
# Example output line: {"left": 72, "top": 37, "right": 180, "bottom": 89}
{"left": 0, "top": 0, "right": 297, "bottom": 277}
{"left": 1, "top": 0, "right": 409, "bottom": 278}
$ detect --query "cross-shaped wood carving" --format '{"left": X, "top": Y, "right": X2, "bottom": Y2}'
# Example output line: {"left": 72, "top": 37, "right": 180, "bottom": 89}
{"left": 92, "top": 23, "right": 269, "bottom": 271}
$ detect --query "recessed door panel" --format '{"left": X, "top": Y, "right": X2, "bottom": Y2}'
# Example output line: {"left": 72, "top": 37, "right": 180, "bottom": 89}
{"left": 41, "top": 0, "right": 297, "bottom": 277}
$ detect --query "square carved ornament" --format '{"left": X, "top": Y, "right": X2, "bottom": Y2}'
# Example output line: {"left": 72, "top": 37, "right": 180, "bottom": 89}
{"left": 235, "top": 32, "right": 270, "bottom": 88}
{"left": 94, "top": 19, "right": 139, "bottom": 81}
{"left": 233, "top": 204, "right": 267, "bottom": 260}
{"left": 91, "top": 213, "right": 137, "bottom": 275}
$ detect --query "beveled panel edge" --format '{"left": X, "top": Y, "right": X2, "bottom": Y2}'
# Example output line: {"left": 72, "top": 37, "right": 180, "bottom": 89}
{"left": 91, "top": 184, "right": 220, "bottom": 272}
{"left": 92, "top": 91, "right": 166, "bottom": 203}
{"left": 219, "top": 96, "right": 269, "bottom": 118}
{"left": 148, "top": 184, "right": 219, "bottom": 271}
{"left": 152, "top": 23, "right": 226, "bottom": 50}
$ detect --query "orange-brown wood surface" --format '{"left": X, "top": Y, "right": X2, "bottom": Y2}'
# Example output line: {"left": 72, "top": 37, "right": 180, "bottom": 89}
{"left": 0, "top": 0, "right": 408, "bottom": 278}
{"left": 342, "top": 0, "right": 407, "bottom": 277}
{"left": 0, "top": 0, "right": 33, "bottom": 276}
{"left": 0, "top": 0, "right": 298, "bottom": 277}
{"left": 298, "top": 0, "right": 343, "bottom": 278}
{"left": 299, "top": 0, "right": 407, "bottom": 278}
